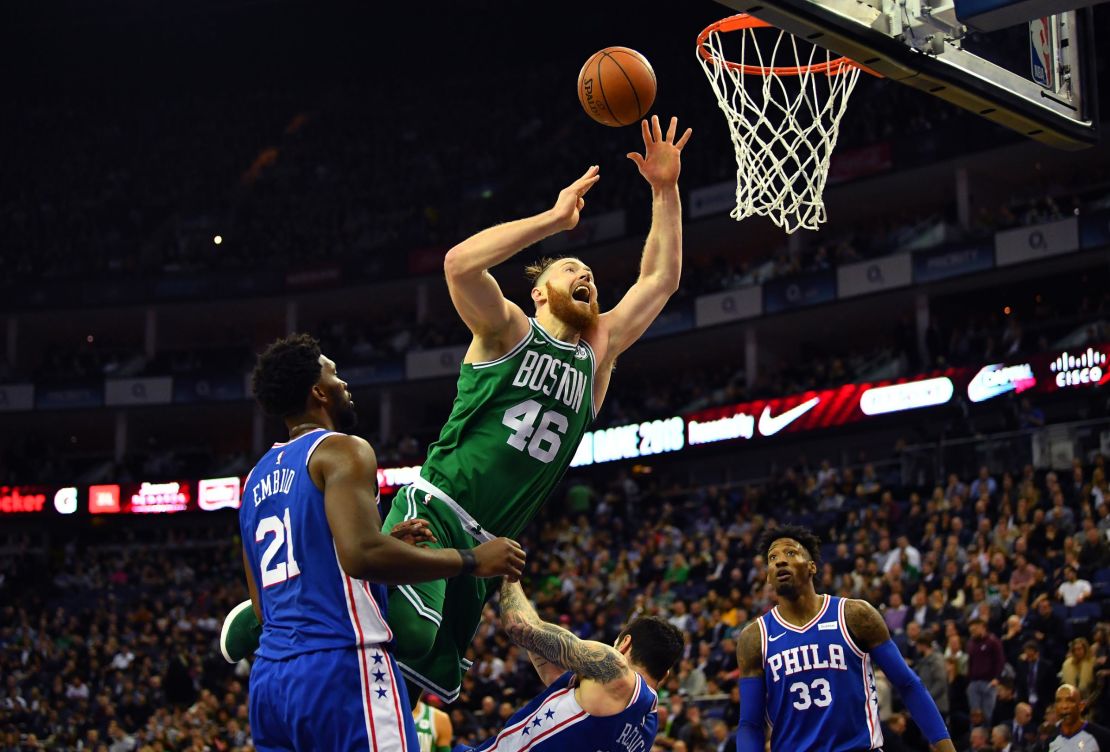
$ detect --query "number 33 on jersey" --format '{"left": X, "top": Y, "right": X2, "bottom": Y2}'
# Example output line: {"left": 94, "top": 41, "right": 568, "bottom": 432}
{"left": 419, "top": 319, "right": 595, "bottom": 539}
{"left": 757, "top": 595, "right": 884, "bottom": 752}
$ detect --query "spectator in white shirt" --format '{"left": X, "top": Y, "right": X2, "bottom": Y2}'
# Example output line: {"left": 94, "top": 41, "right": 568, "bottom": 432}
{"left": 1057, "top": 566, "right": 1092, "bottom": 607}
{"left": 884, "top": 535, "right": 922, "bottom": 574}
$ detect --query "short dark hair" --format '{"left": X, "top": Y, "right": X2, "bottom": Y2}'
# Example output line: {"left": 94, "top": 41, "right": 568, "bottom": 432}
{"left": 251, "top": 334, "right": 323, "bottom": 418}
{"left": 524, "top": 256, "right": 562, "bottom": 286}
{"left": 617, "top": 616, "right": 685, "bottom": 683}
{"left": 757, "top": 525, "right": 823, "bottom": 568}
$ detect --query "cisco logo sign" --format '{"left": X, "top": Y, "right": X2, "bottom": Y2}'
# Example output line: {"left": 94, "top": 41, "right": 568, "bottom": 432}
{"left": 1050, "top": 348, "right": 1107, "bottom": 388}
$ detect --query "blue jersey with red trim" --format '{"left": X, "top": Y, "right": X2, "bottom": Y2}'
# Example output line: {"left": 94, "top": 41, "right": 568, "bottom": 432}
{"left": 459, "top": 671, "right": 658, "bottom": 752}
{"left": 240, "top": 429, "right": 393, "bottom": 660}
{"left": 756, "top": 595, "right": 883, "bottom": 752}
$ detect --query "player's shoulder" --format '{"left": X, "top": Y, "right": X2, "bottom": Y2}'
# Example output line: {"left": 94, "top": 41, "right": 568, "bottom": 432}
{"left": 840, "top": 597, "right": 888, "bottom": 649}
{"left": 737, "top": 619, "right": 765, "bottom": 673}
{"left": 308, "top": 432, "right": 376, "bottom": 467}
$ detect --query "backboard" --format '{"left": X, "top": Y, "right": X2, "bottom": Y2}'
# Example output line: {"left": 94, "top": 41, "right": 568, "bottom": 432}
{"left": 711, "top": 0, "right": 1098, "bottom": 149}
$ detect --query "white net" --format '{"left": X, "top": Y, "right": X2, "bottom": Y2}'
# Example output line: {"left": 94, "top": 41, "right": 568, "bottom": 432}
{"left": 697, "top": 16, "right": 863, "bottom": 233}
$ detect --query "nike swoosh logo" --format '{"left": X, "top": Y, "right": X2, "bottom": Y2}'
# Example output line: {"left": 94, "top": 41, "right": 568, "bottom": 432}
{"left": 767, "top": 632, "right": 786, "bottom": 642}
{"left": 758, "top": 397, "right": 820, "bottom": 436}
{"left": 533, "top": 338, "right": 546, "bottom": 345}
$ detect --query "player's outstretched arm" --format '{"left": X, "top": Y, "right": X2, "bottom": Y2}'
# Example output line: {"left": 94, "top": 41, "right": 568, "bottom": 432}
{"left": 736, "top": 621, "right": 767, "bottom": 752}
{"left": 316, "top": 434, "right": 526, "bottom": 584}
{"left": 500, "top": 579, "right": 634, "bottom": 692}
{"left": 844, "top": 599, "right": 955, "bottom": 752}
{"left": 598, "top": 116, "right": 692, "bottom": 360}
{"left": 499, "top": 580, "right": 569, "bottom": 686}
{"left": 443, "top": 167, "right": 601, "bottom": 342}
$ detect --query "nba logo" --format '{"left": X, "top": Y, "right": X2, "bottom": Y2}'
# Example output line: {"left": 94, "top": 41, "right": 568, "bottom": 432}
{"left": 1029, "top": 17, "right": 1053, "bottom": 89}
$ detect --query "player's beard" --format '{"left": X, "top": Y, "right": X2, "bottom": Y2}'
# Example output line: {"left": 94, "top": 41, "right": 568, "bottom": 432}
{"left": 545, "top": 282, "right": 599, "bottom": 332}
{"left": 774, "top": 581, "right": 800, "bottom": 599}
{"left": 331, "top": 389, "right": 359, "bottom": 432}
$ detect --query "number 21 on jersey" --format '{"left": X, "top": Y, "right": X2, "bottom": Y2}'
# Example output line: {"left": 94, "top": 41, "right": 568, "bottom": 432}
{"left": 256, "top": 508, "right": 301, "bottom": 588}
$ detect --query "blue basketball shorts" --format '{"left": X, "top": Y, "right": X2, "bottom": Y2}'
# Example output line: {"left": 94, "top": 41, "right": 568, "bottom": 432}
{"left": 250, "top": 645, "right": 419, "bottom": 752}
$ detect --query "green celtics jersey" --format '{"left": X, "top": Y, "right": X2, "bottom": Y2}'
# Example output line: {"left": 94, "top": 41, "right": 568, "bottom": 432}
{"left": 415, "top": 702, "right": 435, "bottom": 752}
{"left": 420, "top": 318, "right": 595, "bottom": 538}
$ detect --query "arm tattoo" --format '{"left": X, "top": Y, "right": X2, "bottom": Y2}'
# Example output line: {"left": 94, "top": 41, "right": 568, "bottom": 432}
{"left": 499, "top": 579, "right": 538, "bottom": 624}
{"left": 738, "top": 623, "right": 764, "bottom": 678}
{"left": 844, "top": 599, "right": 891, "bottom": 651}
{"left": 504, "top": 621, "right": 626, "bottom": 683}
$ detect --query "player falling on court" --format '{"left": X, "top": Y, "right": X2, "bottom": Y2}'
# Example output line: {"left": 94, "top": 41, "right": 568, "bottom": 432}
{"left": 413, "top": 694, "right": 453, "bottom": 752}
{"left": 738, "top": 525, "right": 954, "bottom": 752}
{"left": 378, "top": 114, "right": 692, "bottom": 703}
{"left": 235, "top": 335, "right": 524, "bottom": 751}
{"left": 451, "top": 577, "right": 684, "bottom": 752}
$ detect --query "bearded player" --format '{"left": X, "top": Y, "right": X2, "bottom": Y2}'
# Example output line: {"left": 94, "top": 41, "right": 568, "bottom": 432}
{"left": 378, "top": 114, "right": 691, "bottom": 704}
{"left": 738, "top": 525, "right": 954, "bottom": 752}
{"left": 223, "top": 115, "right": 690, "bottom": 703}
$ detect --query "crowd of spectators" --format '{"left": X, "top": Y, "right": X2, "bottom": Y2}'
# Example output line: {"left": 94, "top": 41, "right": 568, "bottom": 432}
{"left": 11, "top": 0, "right": 1106, "bottom": 294}
{"left": 3, "top": 267, "right": 1106, "bottom": 487}
{"left": 4, "top": 441, "right": 1110, "bottom": 751}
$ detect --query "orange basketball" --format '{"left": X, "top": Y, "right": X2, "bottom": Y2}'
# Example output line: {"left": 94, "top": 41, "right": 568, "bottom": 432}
{"left": 577, "top": 47, "right": 656, "bottom": 127}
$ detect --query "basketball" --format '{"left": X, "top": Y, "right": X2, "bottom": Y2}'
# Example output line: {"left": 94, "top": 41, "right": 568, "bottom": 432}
{"left": 577, "top": 47, "right": 656, "bottom": 127}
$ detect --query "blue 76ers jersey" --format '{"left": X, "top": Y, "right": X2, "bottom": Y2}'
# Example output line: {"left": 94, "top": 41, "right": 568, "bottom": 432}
{"left": 460, "top": 671, "right": 658, "bottom": 752}
{"left": 756, "top": 595, "right": 883, "bottom": 752}
{"left": 240, "top": 429, "right": 392, "bottom": 660}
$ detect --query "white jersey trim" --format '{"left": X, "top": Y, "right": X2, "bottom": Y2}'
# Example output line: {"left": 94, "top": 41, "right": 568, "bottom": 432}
{"left": 580, "top": 337, "right": 598, "bottom": 421}
{"left": 771, "top": 594, "right": 831, "bottom": 633}
{"left": 531, "top": 318, "right": 578, "bottom": 350}
{"left": 336, "top": 544, "right": 393, "bottom": 646}
{"left": 837, "top": 597, "right": 866, "bottom": 659}
{"left": 756, "top": 616, "right": 768, "bottom": 667}
{"left": 305, "top": 430, "right": 338, "bottom": 467}
{"left": 398, "top": 661, "right": 462, "bottom": 703}
{"left": 481, "top": 685, "right": 589, "bottom": 752}
{"left": 470, "top": 327, "right": 533, "bottom": 370}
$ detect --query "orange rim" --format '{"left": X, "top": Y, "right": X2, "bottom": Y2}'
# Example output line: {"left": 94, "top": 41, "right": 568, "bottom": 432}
{"left": 697, "top": 14, "right": 880, "bottom": 77}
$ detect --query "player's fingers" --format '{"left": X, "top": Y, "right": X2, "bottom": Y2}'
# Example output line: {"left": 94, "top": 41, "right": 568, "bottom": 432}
{"left": 651, "top": 114, "right": 662, "bottom": 142}
{"left": 577, "top": 198, "right": 585, "bottom": 212}
{"left": 573, "top": 165, "right": 599, "bottom": 188}
{"left": 665, "top": 116, "right": 677, "bottom": 143}
{"left": 640, "top": 118, "right": 651, "bottom": 147}
{"left": 676, "top": 127, "right": 693, "bottom": 150}
{"left": 577, "top": 174, "right": 600, "bottom": 196}
{"left": 626, "top": 152, "right": 644, "bottom": 169}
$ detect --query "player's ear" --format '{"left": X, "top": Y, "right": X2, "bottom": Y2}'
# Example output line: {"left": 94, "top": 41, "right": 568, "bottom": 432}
{"left": 614, "top": 634, "right": 632, "bottom": 655}
{"left": 531, "top": 285, "right": 546, "bottom": 306}
{"left": 311, "top": 383, "right": 328, "bottom": 404}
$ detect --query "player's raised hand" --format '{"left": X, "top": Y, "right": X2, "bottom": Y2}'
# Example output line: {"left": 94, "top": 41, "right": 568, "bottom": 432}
{"left": 549, "top": 165, "right": 601, "bottom": 232}
{"left": 389, "top": 519, "right": 437, "bottom": 546}
{"left": 627, "top": 115, "right": 692, "bottom": 189}
{"left": 472, "top": 537, "right": 527, "bottom": 580}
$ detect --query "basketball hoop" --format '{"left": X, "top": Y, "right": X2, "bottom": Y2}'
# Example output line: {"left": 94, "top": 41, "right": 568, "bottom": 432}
{"left": 697, "top": 14, "right": 878, "bottom": 233}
